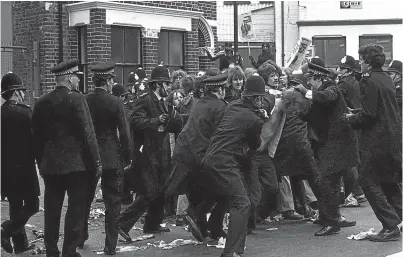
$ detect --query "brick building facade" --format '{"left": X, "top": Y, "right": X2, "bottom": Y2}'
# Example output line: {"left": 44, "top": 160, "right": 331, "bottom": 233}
{"left": 11, "top": 1, "right": 218, "bottom": 95}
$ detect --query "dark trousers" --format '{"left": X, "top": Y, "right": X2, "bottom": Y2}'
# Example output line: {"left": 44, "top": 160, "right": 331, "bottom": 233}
{"left": 43, "top": 171, "right": 88, "bottom": 257}
{"left": 119, "top": 162, "right": 165, "bottom": 232}
{"left": 79, "top": 169, "right": 123, "bottom": 251}
{"left": 317, "top": 173, "right": 343, "bottom": 226}
{"left": 360, "top": 175, "right": 402, "bottom": 230}
{"left": 343, "top": 166, "right": 364, "bottom": 198}
{"left": 1, "top": 195, "right": 39, "bottom": 250}
{"left": 290, "top": 175, "right": 320, "bottom": 210}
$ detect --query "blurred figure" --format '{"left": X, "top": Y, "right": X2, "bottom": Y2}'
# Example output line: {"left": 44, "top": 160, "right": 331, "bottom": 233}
{"left": 249, "top": 42, "right": 275, "bottom": 69}
{"left": 388, "top": 60, "right": 402, "bottom": 115}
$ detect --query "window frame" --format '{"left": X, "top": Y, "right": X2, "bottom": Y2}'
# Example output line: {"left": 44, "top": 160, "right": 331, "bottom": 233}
{"left": 359, "top": 34, "right": 393, "bottom": 66}
{"left": 312, "top": 35, "right": 347, "bottom": 68}
{"left": 158, "top": 30, "right": 185, "bottom": 73}
{"left": 111, "top": 25, "right": 143, "bottom": 84}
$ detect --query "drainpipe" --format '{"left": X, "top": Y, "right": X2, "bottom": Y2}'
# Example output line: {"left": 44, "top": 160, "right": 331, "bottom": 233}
{"left": 234, "top": 2, "right": 238, "bottom": 53}
{"left": 58, "top": 2, "right": 63, "bottom": 63}
{"left": 281, "top": 1, "right": 285, "bottom": 66}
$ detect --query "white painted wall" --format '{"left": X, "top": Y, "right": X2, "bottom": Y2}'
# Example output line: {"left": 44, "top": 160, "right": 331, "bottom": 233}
{"left": 299, "top": 1, "right": 403, "bottom": 21}
{"left": 300, "top": 23, "right": 403, "bottom": 60}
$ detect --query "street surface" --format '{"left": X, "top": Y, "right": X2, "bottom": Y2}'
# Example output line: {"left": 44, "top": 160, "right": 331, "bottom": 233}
{"left": 1, "top": 174, "right": 402, "bottom": 257}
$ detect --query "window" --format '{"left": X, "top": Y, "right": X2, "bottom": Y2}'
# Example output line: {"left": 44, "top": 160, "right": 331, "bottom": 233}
{"left": 77, "top": 26, "right": 88, "bottom": 93}
{"left": 158, "top": 30, "right": 184, "bottom": 73}
{"left": 312, "top": 36, "right": 346, "bottom": 67}
{"left": 111, "top": 26, "right": 142, "bottom": 84}
{"left": 359, "top": 34, "right": 393, "bottom": 66}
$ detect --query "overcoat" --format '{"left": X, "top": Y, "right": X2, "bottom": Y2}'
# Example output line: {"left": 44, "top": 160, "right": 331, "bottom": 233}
{"left": 1, "top": 100, "right": 40, "bottom": 199}
{"left": 129, "top": 90, "right": 183, "bottom": 195}
{"left": 347, "top": 67, "right": 402, "bottom": 183}
{"left": 337, "top": 75, "right": 361, "bottom": 109}
{"left": 32, "top": 86, "right": 101, "bottom": 175}
{"left": 304, "top": 80, "right": 360, "bottom": 177}
{"left": 85, "top": 88, "right": 132, "bottom": 169}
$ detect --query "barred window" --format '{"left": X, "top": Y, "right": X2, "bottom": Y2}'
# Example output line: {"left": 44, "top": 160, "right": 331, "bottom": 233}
{"left": 312, "top": 36, "right": 346, "bottom": 67}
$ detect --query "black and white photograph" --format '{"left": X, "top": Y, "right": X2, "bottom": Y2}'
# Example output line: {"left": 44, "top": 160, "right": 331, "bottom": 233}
{"left": 1, "top": 1, "right": 402, "bottom": 256}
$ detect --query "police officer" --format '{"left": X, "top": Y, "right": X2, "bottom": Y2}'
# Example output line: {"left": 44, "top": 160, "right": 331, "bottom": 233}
{"left": 201, "top": 74, "right": 268, "bottom": 257}
{"left": 32, "top": 59, "right": 102, "bottom": 257}
{"left": 1, "top": 72, "right": 39, "bottom": 254}
{"left": 295, "top": 59, "right": 359, "bottom": 236}
{"left": 118, "top": 64, "right": 183, "bottom": 240}
{"left": 342, "top": 44, "right": 402, "bottom": 242}
{"left": 79, "top": 62, "right": 132, "bottom": 254}
{"left": 336, "top": 55, "right": 361, "bottom": 109}
{"left": 112, "top": 82, "right": 136, "bottom": 205}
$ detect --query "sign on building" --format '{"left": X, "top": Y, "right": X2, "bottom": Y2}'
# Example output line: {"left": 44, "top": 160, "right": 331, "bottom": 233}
{"left": 239, "top": 12, "right": 255, "bottom": 42}
{"left": 340, "top": 1, "right": 363, "bottom": 9}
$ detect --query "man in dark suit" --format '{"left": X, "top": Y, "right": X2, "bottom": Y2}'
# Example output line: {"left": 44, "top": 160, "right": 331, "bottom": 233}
{"left": 295, "top": 59, "right": 359, "bottom": 236}
{"left": 32, "top": 59, "right": 102, "bottom": 257}
{"left": 1, "top": 72, "right": 40, "bottom": 254}
{"left": 342, "top": 44, "right": 402, "bottom": 242}
{"left": 80, "top": 62, "right": 132, "bottom": 254}
{"left": 117, "top": 64, "right": 183, "bottom": 240}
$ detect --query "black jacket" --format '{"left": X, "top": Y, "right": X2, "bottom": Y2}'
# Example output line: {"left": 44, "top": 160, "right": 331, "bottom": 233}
{"left": 173, "top": 94, "right": 227, "bottom": 166}
{"left": 202, "top": 99, "right": 264, "bottom": 193}
{"left": 1, "top": 100, "right": 40, "bottom": 198}
{"left": 347, "top": 67, "right": 402, "bottom": 182}
{"left": 85, "top": 88, "right": 132, "bottom": 170}
{"left": 337, "top": 75, "right": 361, "bottom": 109}
{"left": 304, "top": 80, "right": 359, "bottom": 177}
{"left": 32, "top": 86, "right": 101, "bottom": 175}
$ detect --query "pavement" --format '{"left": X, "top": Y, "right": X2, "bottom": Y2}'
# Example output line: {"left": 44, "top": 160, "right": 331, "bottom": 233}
{"left": 1, "top": 175, "right": 402, "bottom": 257}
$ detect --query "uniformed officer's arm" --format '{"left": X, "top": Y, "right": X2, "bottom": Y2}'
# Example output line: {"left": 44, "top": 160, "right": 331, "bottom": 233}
{"left": 117, "top": 100, "right": 133, "bottom": 166}
{"left": 212, "top": 103, "right": 227, "bottom": 127}
{"left": 248, "top": 118, "right": 264, "bottom": 151}
{"left": 342, "top": 78, "right": 378, "bottom": 128}
{"left": 75, "top": 95, "right": 102, "bottom": 172}
{"left": 130, "top": 96, "right": 161, "bottom": 131}
{"left": 312, "top": 85, "right": 340, "bottom": 103}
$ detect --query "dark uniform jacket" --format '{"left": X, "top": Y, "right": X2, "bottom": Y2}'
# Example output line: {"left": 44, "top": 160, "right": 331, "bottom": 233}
{"left": 32, "top": 86, "right": 101, "bottom": 175}
{"left": 179, "top": 95, "right": 198, "bottom": 124}
{"left": 304, "top": 80, "right": 359, "bottom": 177}
{"left": 130, "top": 90, "right": 183, "bottom": 193}
{"left": 348, "top": 67, "right": 402, "bottom": 183}
{"left": 202, "top": 99, "right": 264, "bottom": 194}
{"left": 337, "top": 75, "right": 361, "bottom": 109}
{"left": 85, "top": 88, "right": 132, "bottom": 170}
{"left": 173, "top": 94, "right": 227, "bottom": 166}
{"left": 1, "top": 100, "right": 40, "bottom": 199}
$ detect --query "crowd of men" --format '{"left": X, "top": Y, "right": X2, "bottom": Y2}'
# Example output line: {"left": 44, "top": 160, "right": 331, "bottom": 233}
{"left": 1, "top": 42, "right": 402, "bottom": 257}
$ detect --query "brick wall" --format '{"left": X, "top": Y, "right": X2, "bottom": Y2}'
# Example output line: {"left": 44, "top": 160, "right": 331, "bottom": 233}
{"left": 86, "top": 8, "right": 111, "bottom": 90}
{"left": 184, "top": 18, "right": 200, "bottom": 74}
{"left": 142, "top": 37, "right": 159, "bottom": 75}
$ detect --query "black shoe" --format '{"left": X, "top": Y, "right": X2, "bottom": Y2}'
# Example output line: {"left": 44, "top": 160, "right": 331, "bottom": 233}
{"left": 103, "top": 247, "right": 116, "bottom": 255}
{"left": 339, "top": 219, "right": 356, "bottom": 228}
{"left": 143, "top": 225, "right": 171, "bottom": 234}
{"left": 175, "top": 216, "right": 186, "bottom": 226}
{"left": 184, "top": 215, "right": 204, "bottom": 242}
{"left": 369, "top": 227, "right": 401, "bottom": 242}
{"left": 14, "top": 243, "right": 36, "bottom": 254}
{"left": 117, "top": 227, "right": 132, "bottom": 242}
{"left": 1, "top": 227, "right": 13, "bottom": 254}
{"left": 314, "top": 226, "right": 341, "bottom": 236}
{"left": 283, "top": 211, "right": 304, "bottom": 220}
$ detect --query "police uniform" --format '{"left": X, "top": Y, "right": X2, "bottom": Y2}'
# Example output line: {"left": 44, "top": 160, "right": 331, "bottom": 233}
{"left": 201, "top": 75, "right": 266, "bottom": 257}
{"left": 1, "top": 73, "right": 39, "bottom": 254}
{"left": 297, "top": 61, "right": 360, "bottom": 236}
{"left": 79, "top": 62, "right": 132, "bottom": 254}
{"left": 32, "top": 59, "right": 101, "bottom": 257}
{"left": 118, "top": 65, "right": 183, "bottom": 239}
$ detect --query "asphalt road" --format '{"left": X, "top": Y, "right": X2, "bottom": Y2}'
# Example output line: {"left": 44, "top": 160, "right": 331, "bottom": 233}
{"left": 1, "top": 176, "right": 402, "bottom": 257}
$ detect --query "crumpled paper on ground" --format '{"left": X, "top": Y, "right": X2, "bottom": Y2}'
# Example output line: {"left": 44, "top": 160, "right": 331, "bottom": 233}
{"left": 32, "top": 229, "right": 44, "bottom": 239}
{"left": 207, "top": 237, "right": 226, "bottom": 248}
{"left": 266, "top": 227, "right": 278, "bottom": 231}
{"left": 347, "top": 228, "right": 377, "bottom": 240}
{"left": 32, "top": 246, "right": 46, "bottom": 255}
{"left": 341, "top": 193, "right": 360, "bottom": 207}
{"left": 95, "top": 245, "right": 149, "bottom": 254}
{"left": 118, "top": 234, "right": 155, "bottom": 243}
{"left": 148, "top": 239, "right": 202, "bottom": 250}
